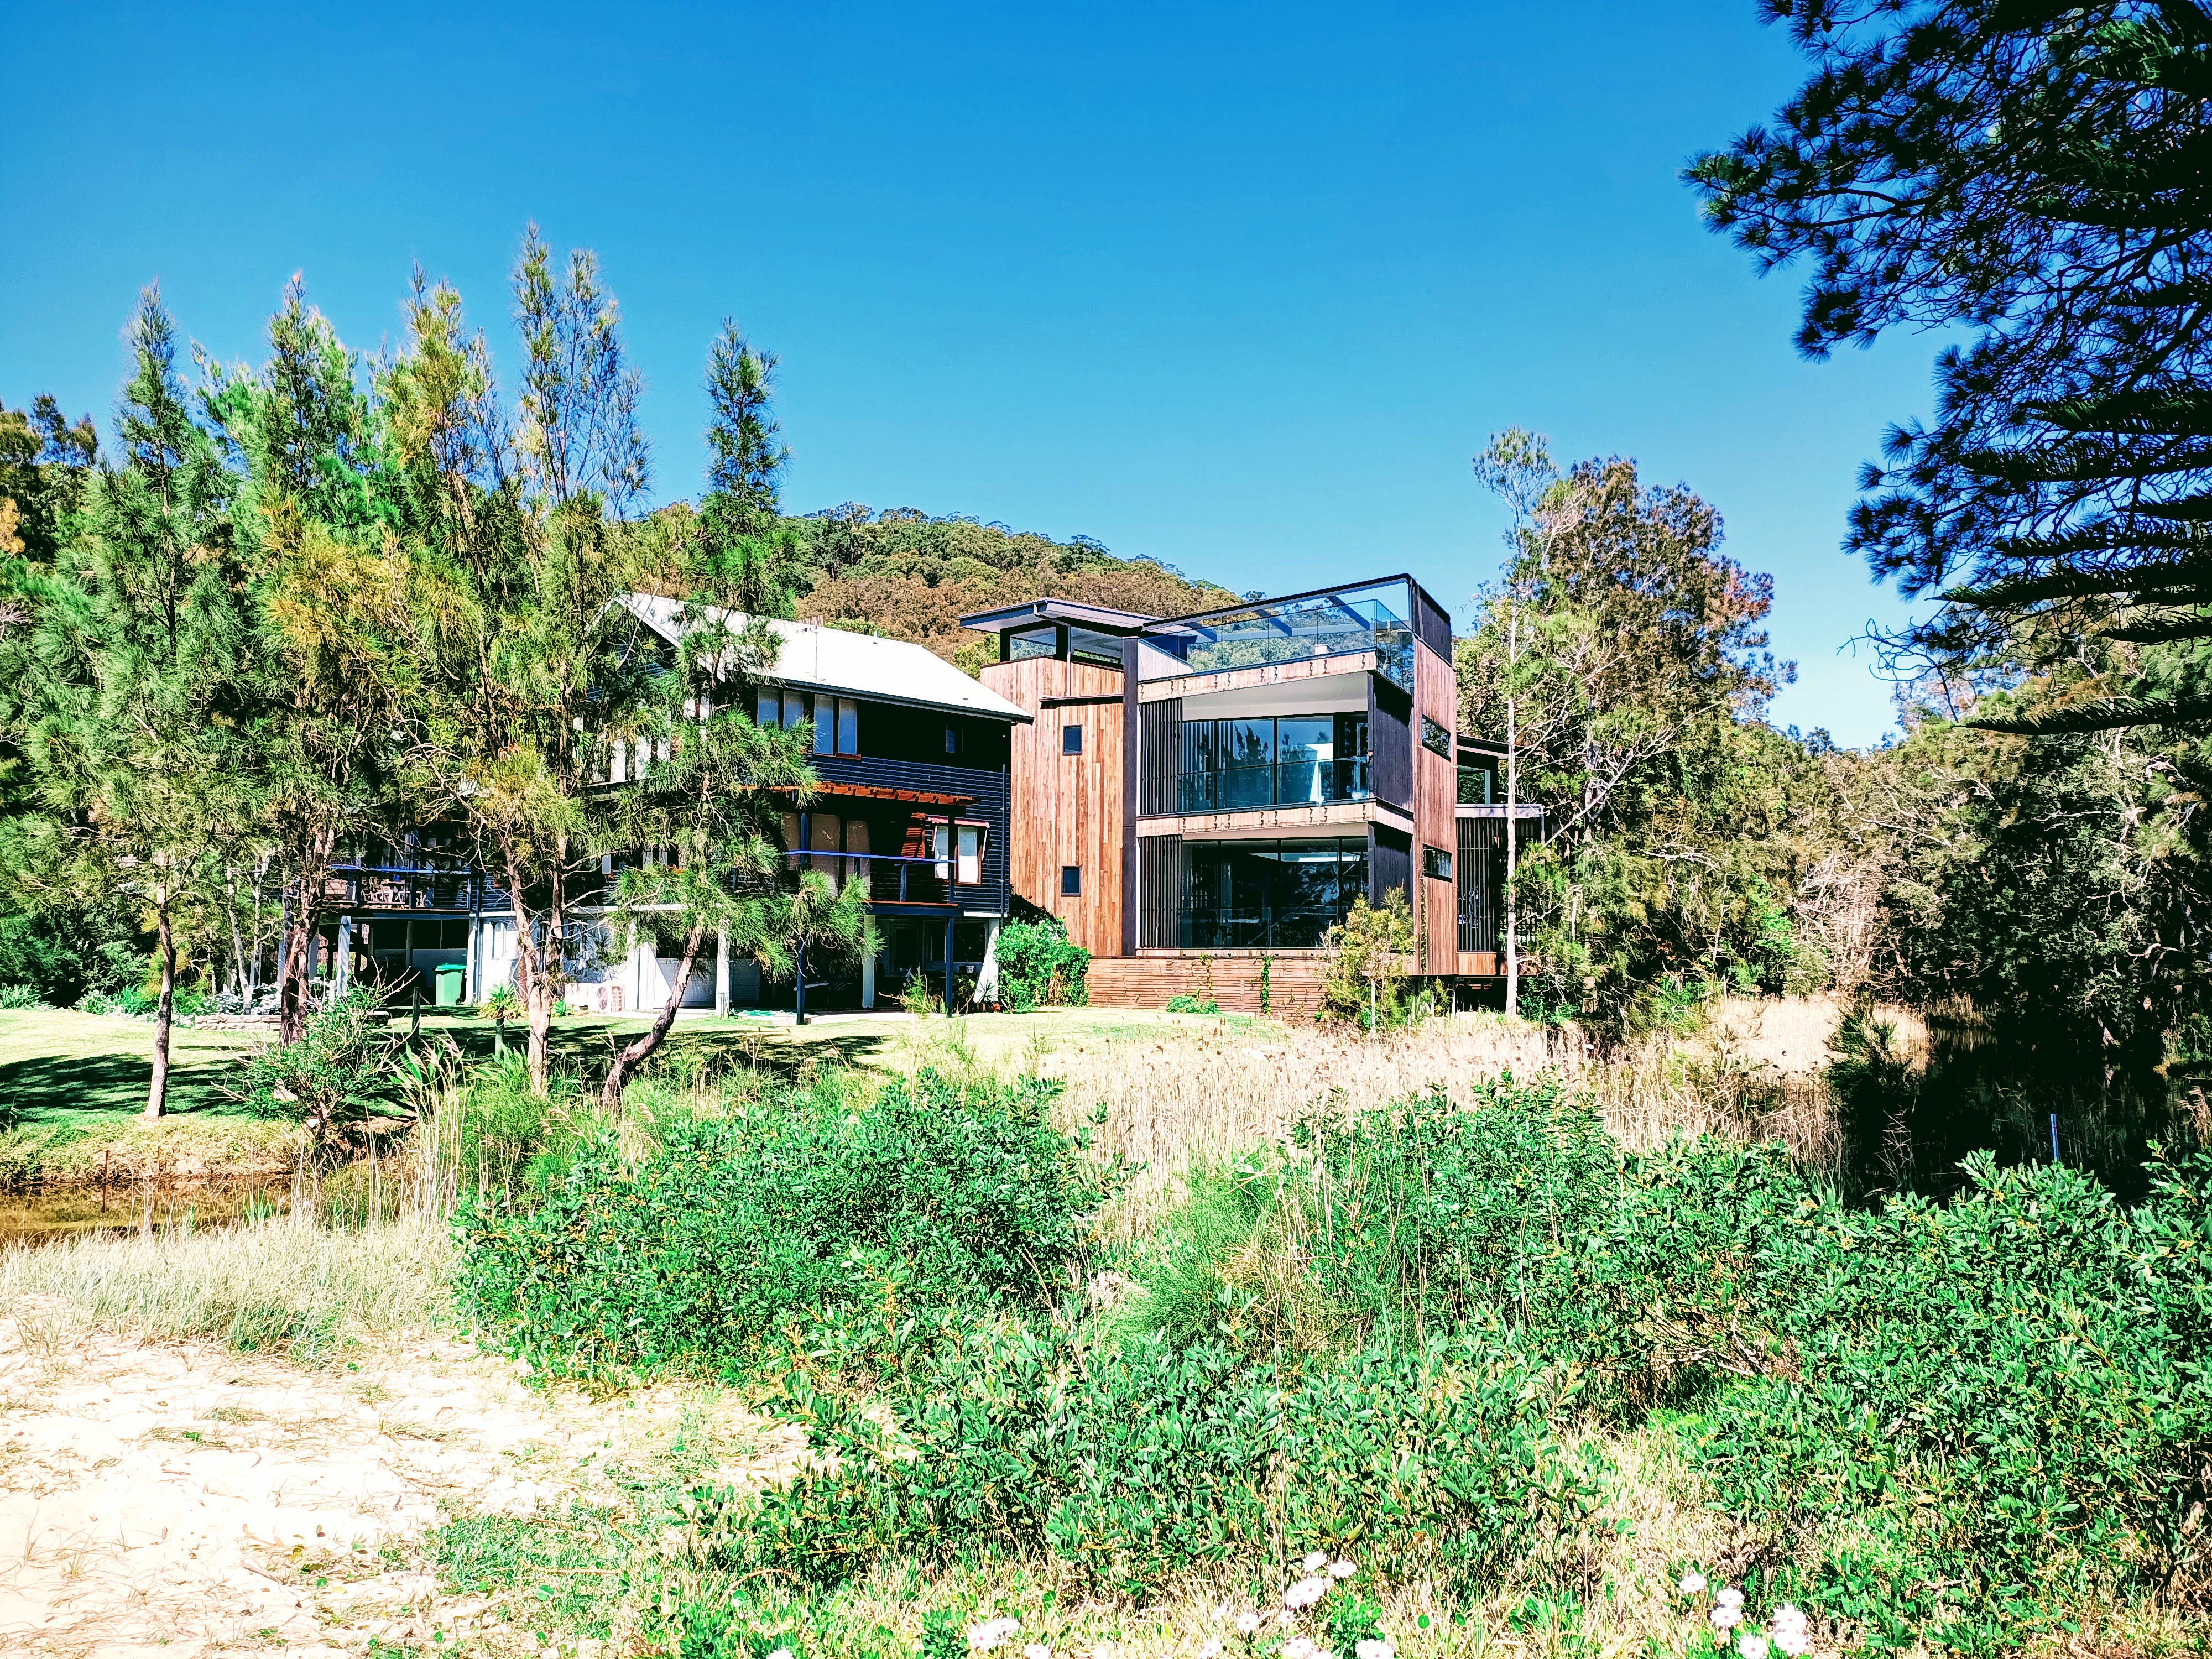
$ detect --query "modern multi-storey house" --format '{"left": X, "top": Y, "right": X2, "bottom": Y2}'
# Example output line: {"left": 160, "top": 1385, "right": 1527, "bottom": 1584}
{"left": 961, "top": 576, "right": 1526, "bottom": 1014}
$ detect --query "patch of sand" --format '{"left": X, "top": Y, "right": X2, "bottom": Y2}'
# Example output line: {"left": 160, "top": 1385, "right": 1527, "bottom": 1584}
{"left": 0, "top": 1306, "right": 801, "bottom": 1657}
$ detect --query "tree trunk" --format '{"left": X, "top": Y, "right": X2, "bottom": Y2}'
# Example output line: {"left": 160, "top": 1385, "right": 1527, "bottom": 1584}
{"left": 227, "top": 872, "right": 249, "bottom": 1000}
{"left": 147, "top": 898, "right": 174, "bottom": 1119}
{"left": 1505, "top": 606, "right": 1520, "bottom": 1020}
{"left": 502, "top": 849, "right": 552, "bottom": 1096}
{"left": 278, "top": 828, "right": 335, "bottom": 1044}
{"left": 599, "top": 922, "right": 706, "bottom": 1115}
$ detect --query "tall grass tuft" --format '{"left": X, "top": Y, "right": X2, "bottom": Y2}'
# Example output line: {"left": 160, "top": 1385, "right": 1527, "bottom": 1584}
{"left": 0, "top": 1209, "right": 451, "bottom": 1359}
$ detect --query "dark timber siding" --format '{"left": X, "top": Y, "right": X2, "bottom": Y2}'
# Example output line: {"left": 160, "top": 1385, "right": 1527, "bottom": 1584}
{"left": 1138, "top": 698, "right": 1182, "bottom": 816}
{"left": 1139, "top": 834, "right": 1182, "bottom": 948}
{"left": 1413, "top": 586, "right": 1451, "bottom": 660}
{"left": 1370, "top": 825, "right": 1412, "bottom": 908}
{"left": 810, "top": 753, "right": 1011, "bottom": 917}
{"left": 1368, "top": 676, "right": 1412, "bottom": 808}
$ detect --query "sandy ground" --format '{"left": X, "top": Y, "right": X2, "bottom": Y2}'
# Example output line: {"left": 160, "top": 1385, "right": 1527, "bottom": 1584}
{"left": 0, "top": 1308, "right": 800, "bottom": 1658}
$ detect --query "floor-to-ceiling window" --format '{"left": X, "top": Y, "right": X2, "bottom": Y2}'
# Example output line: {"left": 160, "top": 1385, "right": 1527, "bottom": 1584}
{"left": 1176, "top": 713, "right": 1369, "bottom": 812}
{"left": 1177, "top": 836, "right": 1369, "bottom": 948}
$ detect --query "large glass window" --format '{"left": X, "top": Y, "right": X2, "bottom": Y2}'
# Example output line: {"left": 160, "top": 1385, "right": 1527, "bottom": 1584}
{"left": 1176, "top": 713, "right": 1369, "bottom": 811}
{"left": 1177, "top": 837, "right": 1369, "bottom": 949}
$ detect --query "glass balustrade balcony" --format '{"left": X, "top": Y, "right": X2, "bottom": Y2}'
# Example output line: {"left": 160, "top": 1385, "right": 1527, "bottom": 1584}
{"left": 1147, "top": 580, "right": 1415, "bottom": 692}
{"left": 1175, "top": 755, "right": 1370, "bottom": 812}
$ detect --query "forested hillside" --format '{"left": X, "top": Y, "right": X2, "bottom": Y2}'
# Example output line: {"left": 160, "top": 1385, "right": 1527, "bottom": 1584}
{"left": 776, "top": 507, "right": 1238, "bottom": 673}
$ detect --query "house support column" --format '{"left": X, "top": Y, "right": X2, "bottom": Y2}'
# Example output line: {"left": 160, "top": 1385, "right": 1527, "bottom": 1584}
{"left": 977, "top": 920, "right": 1000, "bottom": 1005}
{"left": 714, "top": 927, "right": 729, "bottom": 1016}
{"left": 860, "top": 945, "right": 875, "bottom": 1010}
{"left": 943, "top": 915, "right": 956, "bottom": 1016}
{"left": 334, "top": 914, "right": 353, "bottom": 998}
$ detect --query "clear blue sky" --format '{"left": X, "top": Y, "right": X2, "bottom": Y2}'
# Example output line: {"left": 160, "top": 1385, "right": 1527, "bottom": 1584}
{"left": 2, "top": 1, "right": 1943, "bottom": 745}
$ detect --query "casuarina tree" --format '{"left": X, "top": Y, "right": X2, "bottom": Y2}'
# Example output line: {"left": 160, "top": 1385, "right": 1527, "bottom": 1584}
{"left": 4, "top": 288, "right": 255, "bottom": 1114}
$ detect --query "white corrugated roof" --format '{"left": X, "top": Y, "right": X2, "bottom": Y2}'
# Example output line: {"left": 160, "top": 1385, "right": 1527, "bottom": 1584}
{"left": 619, "top": 593, "right": 1030, "bottom": 723}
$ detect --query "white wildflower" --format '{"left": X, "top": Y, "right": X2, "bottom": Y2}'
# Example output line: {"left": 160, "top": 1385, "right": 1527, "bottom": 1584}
{"left": 1024, "top": 1647, "right": 1050, "bottom": 1659}
{"left": 970, "top": 1618, "right": 1021, "bottom": 1652}
{"left": 1769, "top": 1605, "right": 1811, "bottom": 1658}
{"left": 1716, "top": 1585, "right": 1743, "bottom": 1610}
{"left": 1302, "top": 1551, "right": 1328, "bottom": 1573}
{"left": 1284, "top": 1577, "right": 1330, "bottom": 1611}
{"left": 1235, "top": 1613, "right": 1263, "bottom": 1637}
{"left": 1738, "top": 1636, "right": 1770, "bottom": 1659}
{"left": 767, "top": 1650, "right": 794, "bottom": 1659}
{"left": 1329, "top": 1559, "right": 1357, "bottom": 1580}
{"left": 1199, "top": 1644, "right": 1223, "bottom": 1659}
{"left": 1710, "top": 1604, "right": 1742, "bottom": 1633}
{"left": 1355, "top": 1641, "right": 1396, "bottom": 1659}
{"left": 1285, "top": 1640, "right": 1318, "bottom": 1659}
{"left": 1678, "top": 1570, "right": 1706, "bottom": 1595}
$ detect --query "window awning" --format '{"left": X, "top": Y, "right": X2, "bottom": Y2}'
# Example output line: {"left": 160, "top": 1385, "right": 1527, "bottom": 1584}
{"left": 809, "top": 782, "right": 974, "bottom": 807}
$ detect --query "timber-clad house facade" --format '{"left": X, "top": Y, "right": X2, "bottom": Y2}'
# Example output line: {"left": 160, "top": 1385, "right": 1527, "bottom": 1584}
{"left": 295, "top": 577, "right": 1522, "bottom": 1016}
{"left": 961, "top": 576, "right": 1528, "bottom": 1015}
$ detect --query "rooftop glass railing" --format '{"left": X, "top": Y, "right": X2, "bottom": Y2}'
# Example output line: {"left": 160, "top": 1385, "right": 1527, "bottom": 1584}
{"left": 1146, "top": 582, "right": 1414, "bottom": 691}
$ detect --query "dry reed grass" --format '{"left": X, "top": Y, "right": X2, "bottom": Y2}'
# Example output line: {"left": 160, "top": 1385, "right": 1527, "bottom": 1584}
{"left": 1047, "top": 999, "right": 1874, "bottom": 1232}
{"left": 0, "top": 1208, "right": 452, "bottom": 1350}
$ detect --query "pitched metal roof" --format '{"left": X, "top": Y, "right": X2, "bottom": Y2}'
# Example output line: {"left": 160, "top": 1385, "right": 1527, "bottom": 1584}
{"left": 619, "top": 594, "right": 1030, "bottom": 724}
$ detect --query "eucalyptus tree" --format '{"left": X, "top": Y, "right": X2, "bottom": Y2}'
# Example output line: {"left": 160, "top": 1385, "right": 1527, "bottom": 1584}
{"left": 5, "top": 288, "right": 254, "bottom": 1114}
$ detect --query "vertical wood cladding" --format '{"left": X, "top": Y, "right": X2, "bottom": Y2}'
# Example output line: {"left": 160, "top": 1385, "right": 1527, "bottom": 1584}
{"left": 1369, "top": 825, "right": 1411, "bottom": 907}
{"left": 1139, "top": 834, "right": 1182, "bottom": 948}
{"left": 1121, "top": 639, "right": 1140, "bottom": 957}
{"left": 1368, "top": 676, "right": 1412, "bottom": 808}
{"left": 982, "top": 657, "right": 1125, "bottom": 955}
{"left": 1413, "top": 640, "right": 1459, "bottom": 974}
{"left": 1138, "top": 697, "right": 1182, "bottom": 815}
{"left": 1413, "top": 585, "right": 1452, "bottom": 660}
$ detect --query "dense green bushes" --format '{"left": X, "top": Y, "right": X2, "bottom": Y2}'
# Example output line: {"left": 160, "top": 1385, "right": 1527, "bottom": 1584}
{"left": 460, "top": 1066, "right": 2212, "bottom": 1648}
{"left": 747, "top": 1321, "right": 1601, "bottom": 1599}
{"left": 456, "top": 1069, "right": 1112, "bottom": 1381}
{"left": 991, "top": 917, "right": 1089, "bottom": 1011}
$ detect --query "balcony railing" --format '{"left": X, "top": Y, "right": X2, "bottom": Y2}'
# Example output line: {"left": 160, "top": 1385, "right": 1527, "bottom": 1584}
{"left": 323, "top": 866, "right": 487, "bottom": 912}
{"left": 1175, "top": 756, "right": 1370, "bottom": 813}
{"left": 1147, "top": 585, "right": 1415, "bottom": 692}
{"left": 781, "top": 849, "right": 968, "bottom": 905}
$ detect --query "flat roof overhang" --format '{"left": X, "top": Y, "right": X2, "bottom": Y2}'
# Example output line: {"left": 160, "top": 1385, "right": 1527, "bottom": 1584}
{"left": 957, "top": 597, "right": 1161, "bottom": 635}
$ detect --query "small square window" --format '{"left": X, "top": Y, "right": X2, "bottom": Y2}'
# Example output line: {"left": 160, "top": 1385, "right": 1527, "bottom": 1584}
{"left": 1061, "top": 723, "right": 1083, "bottom": 755}
{"left": 1060, "top": 865, "right": 1082, "bottom": 897}
{"left": 1422, "top": 845, "right": 1453, "bottom": 881}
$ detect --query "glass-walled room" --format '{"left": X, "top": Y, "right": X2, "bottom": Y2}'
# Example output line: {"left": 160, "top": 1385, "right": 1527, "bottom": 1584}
{"left": 1177, "top": 713, "right": 1370, "bottom": 811}
{"left": 1177, "top": 836, "right": 1369, "bottom": 948}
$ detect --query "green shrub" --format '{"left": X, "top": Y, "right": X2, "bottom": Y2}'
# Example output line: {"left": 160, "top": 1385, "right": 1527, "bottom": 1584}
{"left": 1317, "top": 892, "right": 1414, "bottom": 1027}
{"left": 0, "top": 983, "right": 45, "bottom": 1009}
{"left": 993, "top": 917, "right": 1090, "bottom": 1011}
{"left": 228, "top": 990, "right": 400, "bottom": 1144}
{"left": 1162, "top": 993, "right": 1218, "bottom": 1014}
{"left": 455, "top": 1070, "right": 1113, "bottom": 1382}
{"left": 745, "top": 1318, "right": 1601, "bottom": 1599}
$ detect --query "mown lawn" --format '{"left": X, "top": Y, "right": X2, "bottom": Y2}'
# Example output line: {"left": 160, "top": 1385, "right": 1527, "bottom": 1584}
{"left": 0, "top": 1002, "right": 1212, "bottom": 1129}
